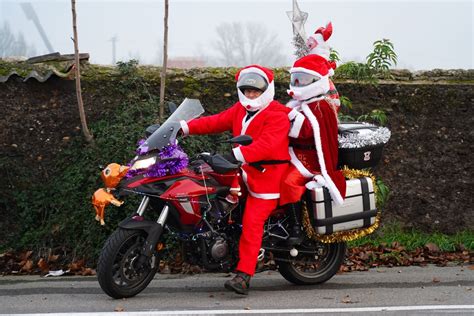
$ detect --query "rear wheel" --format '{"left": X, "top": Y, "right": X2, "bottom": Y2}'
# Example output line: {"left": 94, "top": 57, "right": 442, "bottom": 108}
{"left": 97, "top": 228, "right": 159, "bottom": 298}
{"left": 276, "top": 240, "right": 346, "bottom": 285}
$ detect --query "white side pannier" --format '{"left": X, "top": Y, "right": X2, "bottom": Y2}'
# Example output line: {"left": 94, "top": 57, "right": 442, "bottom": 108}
{"left": 310, "top": 177, "right": 377, "bottom": 234}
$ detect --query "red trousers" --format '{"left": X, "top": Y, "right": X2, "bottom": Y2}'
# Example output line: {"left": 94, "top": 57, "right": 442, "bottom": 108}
{"left": 236, "top": 195, "right": 278, "bottom": 276}
{"left": 279, "top": 165, "right": 311, "bottom": 206}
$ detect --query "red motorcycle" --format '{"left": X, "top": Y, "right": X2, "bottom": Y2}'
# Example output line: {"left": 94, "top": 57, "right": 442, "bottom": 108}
{"left": 95, "top": 99, "right": 346, "bottom": 299}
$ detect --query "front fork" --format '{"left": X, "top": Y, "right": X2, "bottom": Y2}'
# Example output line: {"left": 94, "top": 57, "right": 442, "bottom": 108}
{"left": 119, "top": 196, "right": 169, "bottom": 264}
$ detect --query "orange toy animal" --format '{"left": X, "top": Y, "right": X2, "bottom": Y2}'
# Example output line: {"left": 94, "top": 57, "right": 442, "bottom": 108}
{"left": 101, "top": 163, "right": 130, "bottom": 189}
{"left": 92, "top": 189, "right": 124, "bottom": 225}
{"left": 92, "top": 163, "right": 129, "bottom": 225}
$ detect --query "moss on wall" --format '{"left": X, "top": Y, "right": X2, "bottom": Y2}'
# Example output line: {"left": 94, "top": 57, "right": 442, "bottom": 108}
{"left": 0, "top": 60, "right": 472, "bottom": 258}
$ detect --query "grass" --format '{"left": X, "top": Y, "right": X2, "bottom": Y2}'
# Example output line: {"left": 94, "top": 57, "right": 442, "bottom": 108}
{"left": 348, "top": 223, "right": 474, "bottom": 251}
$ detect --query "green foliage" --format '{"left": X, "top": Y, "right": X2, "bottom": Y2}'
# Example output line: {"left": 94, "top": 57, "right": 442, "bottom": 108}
{"left": 349, "top": 223, "right": 474, "bottom": 251}
{"left": 339, "top": 95, "right": 352, "bottom": 111}
{"left": 366, "top": 39, "right": 398, "bottom": 73}
{"left": 335, "top": 61, "right": 377, "bottom": 83}
{"left": 329, "top": 48, "right": 340, "bottom": 63}
{"left": 337, "top": 113, "right": 355, "bottom": 122}
{"left": 335, "top": 38, "right": 397, "bottom": 83}
{"left": 375, "top": 178, "right": 390, "bottom": 208}
{"left": 357, "top": 109, "right": 388, "bottom": 126}
{"left": 115, "top": 59, "right": 158, "bottom": 107}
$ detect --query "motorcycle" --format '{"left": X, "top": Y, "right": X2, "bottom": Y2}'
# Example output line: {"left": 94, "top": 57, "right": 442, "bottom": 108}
{"left": 95, "top": 98, "right": 346, "bottom": 299}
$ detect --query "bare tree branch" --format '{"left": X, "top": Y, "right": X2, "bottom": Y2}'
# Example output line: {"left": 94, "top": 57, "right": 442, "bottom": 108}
{"left": 71, "top": 0, "right": 93, "bottom": 143}
{"left": 212, "top": 22, "right": 287, "bottom": 67}
{"left": 159, "top": 0, "right": 169, "bottom": 121}
{"left": 0, "top": 22, "right": 36, "bottom": 58}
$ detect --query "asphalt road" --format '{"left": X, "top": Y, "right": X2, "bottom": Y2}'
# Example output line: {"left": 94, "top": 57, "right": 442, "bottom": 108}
{"left": 0, "top": 265, "right": 473, "bottom": 315}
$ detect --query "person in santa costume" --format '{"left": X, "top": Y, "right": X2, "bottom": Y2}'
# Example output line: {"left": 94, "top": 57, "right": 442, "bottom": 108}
{"left": 179, "top": 65, "right": 290, "bottom": 295}
{"left": 282, "top": 22, "right": 346, "bottom": 245}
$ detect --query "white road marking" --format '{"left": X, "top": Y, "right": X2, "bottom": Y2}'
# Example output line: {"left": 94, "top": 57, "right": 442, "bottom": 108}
{"left": 5, "top": 305, "right": 474, "bottom": 315}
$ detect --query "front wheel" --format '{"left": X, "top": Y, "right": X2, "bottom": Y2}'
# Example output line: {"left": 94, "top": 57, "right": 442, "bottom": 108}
{"left": 97, "top": 228, "right": 159, "bottom": 298}
{"left": 276, "top": 241, "right": 346, "bottom": 285}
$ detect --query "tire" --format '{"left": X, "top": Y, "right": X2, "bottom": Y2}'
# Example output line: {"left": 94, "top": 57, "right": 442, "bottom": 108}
{"left": 97, "top": 228, "right": 159, "bottom": 298}
{"left": 276, "top": 241, "right": 346, "bottom": 285}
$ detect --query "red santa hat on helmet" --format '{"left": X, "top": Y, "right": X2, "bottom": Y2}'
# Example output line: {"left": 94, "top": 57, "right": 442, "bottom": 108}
{"left": 287, "top": 54, "right": 336, "bottom": 103}
{"left": 235, "top": 65, "right": 275, "bottom": 112}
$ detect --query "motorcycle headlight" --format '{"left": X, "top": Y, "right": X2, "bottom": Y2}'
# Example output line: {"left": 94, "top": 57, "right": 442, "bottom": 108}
{"left": 130, "top": 156, "right": 157, "bottom": 170}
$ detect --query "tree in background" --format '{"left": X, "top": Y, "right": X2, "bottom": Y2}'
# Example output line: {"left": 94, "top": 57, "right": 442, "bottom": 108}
{"left": 71, "top": 0, "right": 93, "bottom": 143}
{"left": 212, "top": 22, "right": 287, "bottom": 67}
{"left": 0, "top": 22, "right": 37, "bottom": 58}
{"left": 159, "top": 0, "right": 169, "bottom": 121}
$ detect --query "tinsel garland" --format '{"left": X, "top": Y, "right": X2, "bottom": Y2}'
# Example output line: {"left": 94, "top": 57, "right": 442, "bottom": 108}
{"left": 341, "top": 166, "right": 379, "bottom": 203}
{"left": 301, "top": 167, "right": 382, "bottom": 243}
{"left": 136, "top": 139, "right": 148, "bottom": 155}
{"left": 338, "top": 124, "right": 391, "bottom": 149}
{"left": 125, "top": 143, "right": 188, "bottom": 179}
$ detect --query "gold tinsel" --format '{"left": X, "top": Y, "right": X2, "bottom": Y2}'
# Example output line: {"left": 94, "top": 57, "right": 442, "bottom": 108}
{"left": 302, "top": 167, "right": 382, "bottom": 243}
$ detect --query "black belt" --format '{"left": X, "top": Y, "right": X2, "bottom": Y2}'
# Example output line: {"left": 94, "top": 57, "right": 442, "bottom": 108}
{"left": 249, "top": 160, "right": 290, "bottom": 172}
{"left": 291, "top": 143, "right": 316, "bottom": 150}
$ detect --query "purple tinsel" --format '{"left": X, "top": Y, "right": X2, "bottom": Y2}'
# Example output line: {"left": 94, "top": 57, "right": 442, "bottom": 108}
{"left": 125, "top": 143, "right": 188, "bottom": 179}
{"left": 136, "top": 139, "right": 148, "bottom": 155}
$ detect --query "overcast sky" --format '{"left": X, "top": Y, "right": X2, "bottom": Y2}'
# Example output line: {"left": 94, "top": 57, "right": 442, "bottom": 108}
{"left": 1, "top": 0, "right": 473, "bottom": 70}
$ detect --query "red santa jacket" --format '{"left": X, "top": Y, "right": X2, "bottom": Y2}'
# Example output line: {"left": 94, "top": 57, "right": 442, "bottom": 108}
{"left": 181, "top": 101, "right": 290, "bottom": 200}
{"left": 286, "top": 98, "right": 346, "bottom": 205}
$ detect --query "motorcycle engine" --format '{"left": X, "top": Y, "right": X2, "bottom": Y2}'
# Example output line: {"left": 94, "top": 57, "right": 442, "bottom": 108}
{"left": 209, "top": 237, "right": 229, "bottom": 261}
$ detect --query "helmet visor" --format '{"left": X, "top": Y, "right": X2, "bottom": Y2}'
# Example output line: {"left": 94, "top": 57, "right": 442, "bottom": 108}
{"left": 237, "top": 73, "right": 268, "bottom": 92}
{"left": 290, "top": 72, "right": 321, "bottom": 87}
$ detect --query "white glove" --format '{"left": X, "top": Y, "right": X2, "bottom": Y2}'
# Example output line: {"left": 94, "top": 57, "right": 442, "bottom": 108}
{"left": 305, "top": 174, "right": 326, "bottom": 190}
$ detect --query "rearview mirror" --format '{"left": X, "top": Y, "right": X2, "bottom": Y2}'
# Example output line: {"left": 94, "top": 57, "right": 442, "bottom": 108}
{"left": 145, "top": 124, "right": 161, "bottom": 138}
{"left": 167, "top": 102, "right": 177, "bottom": 114}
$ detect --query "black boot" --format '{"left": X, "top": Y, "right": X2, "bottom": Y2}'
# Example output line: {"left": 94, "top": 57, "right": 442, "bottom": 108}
{"left": 224, "top": 271, "right": 251, "bottom": 295}
{"left": 287, "top": 202, "right": 304, "bottom": 246}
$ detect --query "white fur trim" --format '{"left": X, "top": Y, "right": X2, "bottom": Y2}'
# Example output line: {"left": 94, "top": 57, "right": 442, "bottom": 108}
{"left": 289, "top": 147, "right": 313, "bottom": 178}
{"left": 301, "top": 102, "right": 344, "bottom": 205}
{"left": 237, "top": 81, "right": 275, "bottom": 112}
{"left": 240, "top": 102, "right": 270, "bottom": 135}
{"left": 314, "top": 174, "right": 326, "bottom": 185}
{"left": 286, "top": 99, "right": 301, "bottom": 109}
{"left": 288, "top": 112, "right": 305, "bottom": 138}
{"left": 290, "top": 67, "right": 326, "bottom": 77}
{"left": 241, "top": 169, "right": 280, "bottom": 200}
{"left": 325, "top": 97, "right": 341, "bottom": 107}
{"left": 179, "top": 120, "right": 189, "bottom": 136}
{"left": 238, "top": 67, "right": 271, "bottom": 83}
{"left": 232, "top": 147, "right": 245, "bottom": 163}
{"left": 305, "top": 180, "right": 323, "bottom": 190}
{"left": 308, "top": 45, "right": 331, "bottom": 60}
{"left": 288, "top": 108, "right": 299, "bottom": 120}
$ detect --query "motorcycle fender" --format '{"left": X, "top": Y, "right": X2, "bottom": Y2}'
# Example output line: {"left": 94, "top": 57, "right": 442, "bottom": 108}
{"left": 118, "top": 217, "right": 165, "bottom": 258}
{"left": 118, "top": 217, "right": 159, "bottom": 233}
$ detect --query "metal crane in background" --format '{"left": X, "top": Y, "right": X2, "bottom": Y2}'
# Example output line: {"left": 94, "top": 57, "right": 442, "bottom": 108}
{"left": 20, "top": 2, "right": 54, "bottom": 53}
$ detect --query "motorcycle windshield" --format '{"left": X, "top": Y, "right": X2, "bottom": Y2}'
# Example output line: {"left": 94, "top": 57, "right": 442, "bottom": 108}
{"left": 138, "top": 98, "right": 204, "bottom": 153}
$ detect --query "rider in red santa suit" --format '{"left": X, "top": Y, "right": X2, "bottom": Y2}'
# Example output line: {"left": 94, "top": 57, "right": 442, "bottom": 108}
{"left": 282, "top": 23, "right": 346, "bottom": 244}
{"left": 179, "top": 65, "right": 290, "bottom": 295}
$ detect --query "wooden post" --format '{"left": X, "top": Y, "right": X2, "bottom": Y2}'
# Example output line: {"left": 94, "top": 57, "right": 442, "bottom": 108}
{"left": 71, "top": 0, "right": 93, "bottom": 143}
{"left": 159, "top": 0, "right": 169, "bottom": 121}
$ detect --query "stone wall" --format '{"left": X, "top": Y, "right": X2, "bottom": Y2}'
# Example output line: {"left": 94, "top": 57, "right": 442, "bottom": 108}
{"left": 1, "top": 65, "right": 473, "bottom": 235}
